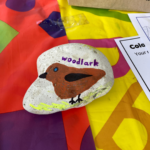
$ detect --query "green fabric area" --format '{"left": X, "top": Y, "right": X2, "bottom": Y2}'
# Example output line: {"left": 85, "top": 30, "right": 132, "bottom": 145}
{"left": 72, "top": 6, "right": 131, "bottom": 22}
{"left": 0, "top": 20, "right": 19, "bottom": 53}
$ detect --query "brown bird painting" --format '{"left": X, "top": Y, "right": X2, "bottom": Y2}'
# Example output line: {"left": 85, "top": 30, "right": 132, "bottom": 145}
{"left": 39, "top": 63, "right": 106, "bottom": 104}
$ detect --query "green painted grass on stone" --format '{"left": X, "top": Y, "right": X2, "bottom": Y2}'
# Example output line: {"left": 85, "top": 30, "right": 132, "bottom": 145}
{"left": 0, "top": 20, "right": 19, "bottom": 53}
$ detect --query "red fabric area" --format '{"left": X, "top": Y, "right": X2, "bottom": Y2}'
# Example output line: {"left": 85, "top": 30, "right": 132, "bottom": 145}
{"left": 0, "top": 0, "right": 68, "bottom": 113}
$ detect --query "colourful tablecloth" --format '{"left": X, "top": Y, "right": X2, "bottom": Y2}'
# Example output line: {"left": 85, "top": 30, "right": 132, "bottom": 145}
{"left": 0, "top": 0, "right": 150, "bottom": 150}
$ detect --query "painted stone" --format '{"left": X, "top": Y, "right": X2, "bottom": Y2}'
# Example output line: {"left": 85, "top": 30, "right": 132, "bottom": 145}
{"left": 23, "top": 43, "right": 114, "bottom": 114}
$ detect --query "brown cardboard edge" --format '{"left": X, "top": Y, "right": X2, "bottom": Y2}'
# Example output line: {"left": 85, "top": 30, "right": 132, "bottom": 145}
{"left": 67, "top": 0, "right": 148, "bottom": 13}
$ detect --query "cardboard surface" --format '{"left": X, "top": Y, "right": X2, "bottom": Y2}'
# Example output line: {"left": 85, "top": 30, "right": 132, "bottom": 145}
{"left": 68, "top": 0, "right": 150, "bottom": 12}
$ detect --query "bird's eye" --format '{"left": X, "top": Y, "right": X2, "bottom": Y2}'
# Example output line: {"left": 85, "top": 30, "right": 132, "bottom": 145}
{"left": 53, "top": 67, "right": 58, "bottom": 72}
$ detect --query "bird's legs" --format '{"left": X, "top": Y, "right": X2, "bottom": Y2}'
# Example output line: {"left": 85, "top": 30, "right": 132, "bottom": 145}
{"left": 76, "top": 94, "right": 83, "bottom": 103}
{"left": 69, "top": 97, "right": 76, "bottom": 104}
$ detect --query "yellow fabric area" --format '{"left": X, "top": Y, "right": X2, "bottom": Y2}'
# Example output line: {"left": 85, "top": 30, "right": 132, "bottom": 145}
{"left": 97, "top": 47, "right": 119, "bottom": 66}
{"left": 133, "top": 91, "right": 150, "bottom": 115}
{"left": 58, "top": 0, "right": 150, "bottom": 149}
{"left": 113, "top": 119, "right": 147, "bottom": 150}
{"left": 86, "top": 70, "right": 138, "bottom": 146}
{"left": 58, "top": 0, "right": 138, "bottom": 39}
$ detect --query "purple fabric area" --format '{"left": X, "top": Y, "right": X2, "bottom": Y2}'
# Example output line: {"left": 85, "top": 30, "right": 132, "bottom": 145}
{"left": 80, "top": 126, "right": 96, "bottom": 150}
{"left": 0, "top": 110, "right": 68, "bottom": 150}
{"left": 39, "top": 11, "right": 66, "bottom": 38}
{"left": 112, "top": 47, "right": 130, "bottom": 78}
{"left": 69, "top": 38, "right": 121, "bottom": 48}
{"left": 6, "top": 0, "right": 35, "bottom": 12}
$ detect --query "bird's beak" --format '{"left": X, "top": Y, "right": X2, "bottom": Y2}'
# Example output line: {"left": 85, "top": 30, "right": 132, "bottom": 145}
{"left": 39, "top": 72, "right": 47, "bottom": 78}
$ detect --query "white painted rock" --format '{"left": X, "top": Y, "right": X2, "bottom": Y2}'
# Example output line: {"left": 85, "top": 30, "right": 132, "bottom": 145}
{"left": 23, "top": 43, "right": 114, "bottom": 114}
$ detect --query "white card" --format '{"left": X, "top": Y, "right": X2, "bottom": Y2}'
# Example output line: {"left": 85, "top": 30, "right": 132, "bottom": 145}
{"left": 128, "top": 13, "right": 150, "bottom": 48}
{"left": 115, "top": 36, "right": 150, "bottom": 101}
